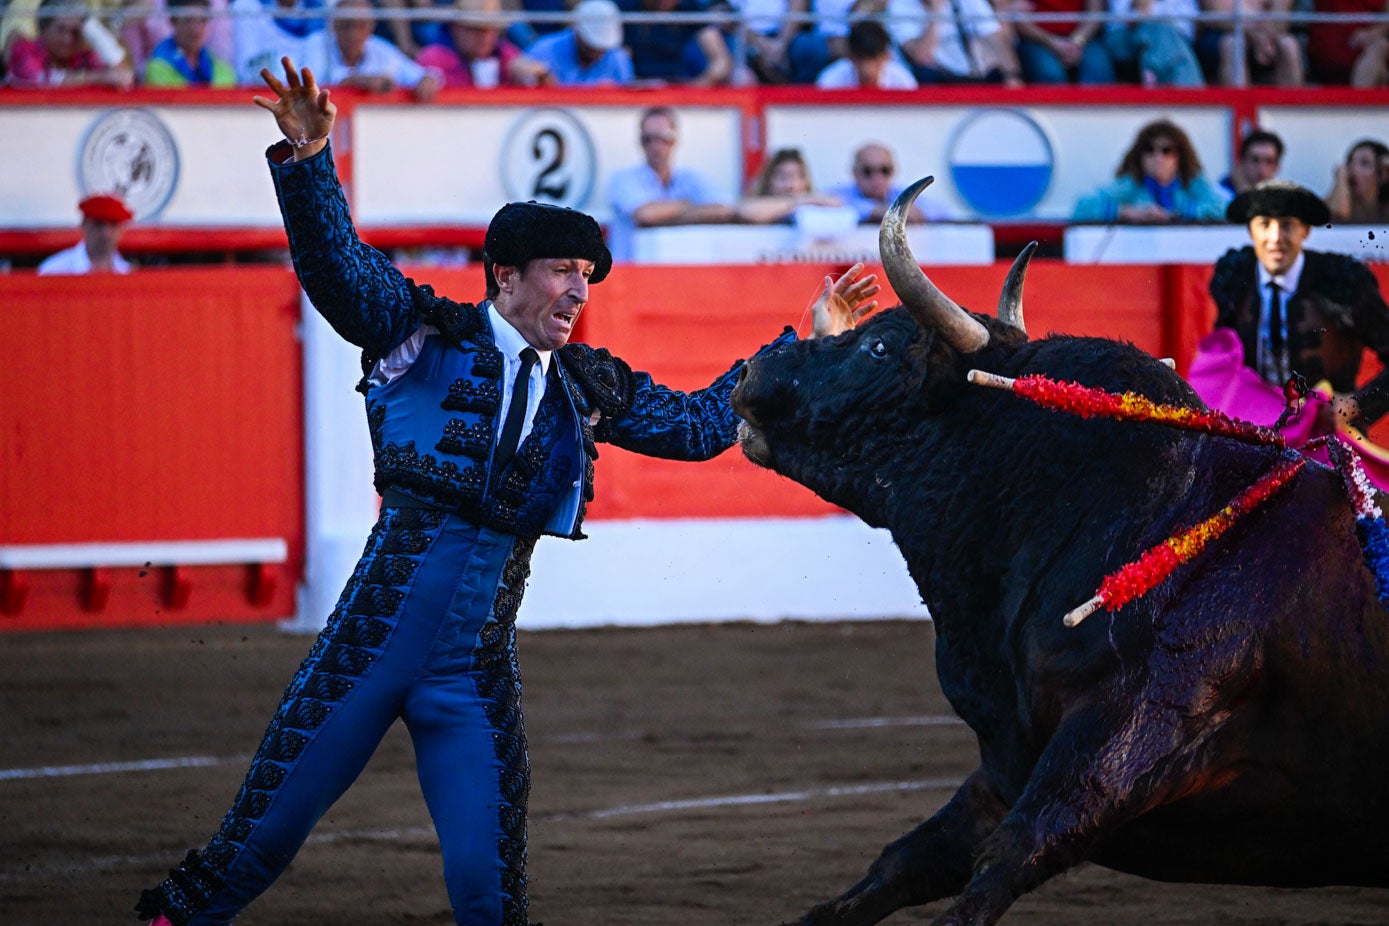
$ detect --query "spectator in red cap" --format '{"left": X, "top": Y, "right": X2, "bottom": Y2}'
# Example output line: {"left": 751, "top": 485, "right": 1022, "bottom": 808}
{"left": 38, "top": 193, "right": 134, "bottom": 275}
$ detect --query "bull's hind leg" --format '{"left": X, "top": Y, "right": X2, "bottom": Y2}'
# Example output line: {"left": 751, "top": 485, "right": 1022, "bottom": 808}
{"left": 793, "top": 771, "right": 1007, "bottom": 926}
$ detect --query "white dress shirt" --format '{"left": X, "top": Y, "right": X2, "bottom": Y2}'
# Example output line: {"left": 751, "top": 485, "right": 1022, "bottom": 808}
{"left": 487, "top": 303, "right": 551, "bottom": 449}
{"left": 37, "top": 242, "right": 132, "bottom": 275}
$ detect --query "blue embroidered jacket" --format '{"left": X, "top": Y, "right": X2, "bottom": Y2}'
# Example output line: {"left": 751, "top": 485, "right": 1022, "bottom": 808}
{"left": 267, "top": 141, "right": 794, "bottom": 539}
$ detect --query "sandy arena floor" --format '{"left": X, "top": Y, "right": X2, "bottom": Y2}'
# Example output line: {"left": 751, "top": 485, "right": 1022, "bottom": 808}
{"left": 2, "top": 618, "right": 1386, "bottom": 925}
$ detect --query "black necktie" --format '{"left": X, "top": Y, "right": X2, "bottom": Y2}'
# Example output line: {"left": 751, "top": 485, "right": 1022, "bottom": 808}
{"left": 495, "top": 347, "right": 539, "bottom": 472}
{"left": 1268, "top": 281, "right": 1285, "bottom": 361}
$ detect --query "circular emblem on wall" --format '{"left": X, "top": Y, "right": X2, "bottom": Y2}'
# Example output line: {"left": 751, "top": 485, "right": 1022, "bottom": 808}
{"left": 78, "top": 108, "right": 180, "bottom": 220}
{"left": 499, "top": 108, "right": 597, "bottom": 210}
{"left": 947, "top": 109, "right": 1054, "bottom": 218}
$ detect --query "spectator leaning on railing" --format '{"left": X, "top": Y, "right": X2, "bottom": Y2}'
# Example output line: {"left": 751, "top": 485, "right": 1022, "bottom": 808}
{"left": 6, "top": 0, "right": 133, "bottom": 87}
{"left": 1102, "top": 0, "right": 1204, "bottom": 85}
{"left": 896, "top": 0, "right": 1026, "bottom": 86}
{"left": 828, "top": 141, "right": 952, "bottom": 223}
{"left": 418, "top": 0, "right": 554, "bottom": 85}
{"left": 144, "top": 0, "right": 237, "bottom": 86}
{"left": 1010, "top": 0, "right": 1115, "bottom": 84}
{"left": 606, "top": 105, "right": 737, "bottom": 261}
{"left": 1194, "top": 0, "right": 1302, "bottom": 86}
{"left": 736, "top": 147, "right": 848, "bottom": 223}
{"left": 1073, "top": 118, "right": 1227, "bottom": 223}
{"left": 2, "top": 0, "right": 130, "bottom": 65}
{"left": 118, "top": 0, "right": 233, "bottom": 81}
{"left": 618, "top": 0, "right": 734, "bottom": 85}
{"left": 1307, "top": 0, "right": 1389, "bottom": 86}
{"left": 302, "top": 0, "right": 441, "bottom": 98}
{"left": 118, "top": 0, "right": 233, "bottom": 79}
{"left": 230, "top": 0, "right": 322, "bottom": 85}
{"left": 525, "top": 0, "right": 635, "bottom": 84}
{"left": 815, "top": 17, "right": 918, "bottom": 86}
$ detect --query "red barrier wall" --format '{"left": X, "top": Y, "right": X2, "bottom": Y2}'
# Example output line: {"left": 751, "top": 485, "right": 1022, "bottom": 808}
{"left": 1, "top": 268, "right": 305, "bottom": 630}
{"left": 575, "top": 261, "right": 1177, "bottom": 520}
{"left": 4, "top": 260, "right": 1386, "bottom": 629}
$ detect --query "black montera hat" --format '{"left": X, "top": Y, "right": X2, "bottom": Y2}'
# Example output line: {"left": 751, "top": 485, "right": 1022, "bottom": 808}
{"left": 1226, "top": 180, "right": 1330, "bottom": 226}
{"left": 483, "top": 201, "right": 612, "bottom": 284}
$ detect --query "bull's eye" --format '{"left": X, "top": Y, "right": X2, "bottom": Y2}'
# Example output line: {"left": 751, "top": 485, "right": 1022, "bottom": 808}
{"left": 866, "top": 339, "right": 889, "bottom": 359}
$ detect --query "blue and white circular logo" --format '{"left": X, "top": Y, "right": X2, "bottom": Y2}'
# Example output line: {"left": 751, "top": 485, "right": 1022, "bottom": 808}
{"left": 499, "top": 108, "right": 597, "bottom": 210}
{"left": 78, "top": 108, "right": 180, "bottom": 220}
{"left": 947, "top": 109, "right": 1054, "bottom": 218}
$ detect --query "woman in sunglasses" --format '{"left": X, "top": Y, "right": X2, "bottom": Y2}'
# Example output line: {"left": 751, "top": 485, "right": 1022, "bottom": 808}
{"left": 1073, "top": 118, "right": 1227, "bottom": 224}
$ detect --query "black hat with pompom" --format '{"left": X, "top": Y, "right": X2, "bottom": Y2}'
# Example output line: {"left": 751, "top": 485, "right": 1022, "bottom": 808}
{"left": 483, "top": 201, "right": 611, "bottom": 289}
{"left": 1227, "top": 180, "right": 1330, "bottom": 226}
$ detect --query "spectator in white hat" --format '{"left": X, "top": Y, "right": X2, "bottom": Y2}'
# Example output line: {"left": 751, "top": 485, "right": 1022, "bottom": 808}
{"left": 525, "top": 0, "right": 634, "bottom": 84}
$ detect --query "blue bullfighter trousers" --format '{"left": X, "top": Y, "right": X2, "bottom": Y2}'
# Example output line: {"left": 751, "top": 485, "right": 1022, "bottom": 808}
{"left": 141, "top": 504, "right": 536, "bottom": 925}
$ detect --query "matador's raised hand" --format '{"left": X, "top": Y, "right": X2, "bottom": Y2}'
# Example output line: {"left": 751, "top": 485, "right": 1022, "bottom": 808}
{"left": 253, "top": 56, "right": 337, "bottom": 160}
{"left": 810, "top": 262, "right": 881, "bottom": 339}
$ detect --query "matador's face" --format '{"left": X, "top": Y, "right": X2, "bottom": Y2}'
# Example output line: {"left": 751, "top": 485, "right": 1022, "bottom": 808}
{"left": 1248, "top": 215, "right": 1309, "bottom": 276}
{"left": 494, "top": 257, "right": 595, "bottom": 351}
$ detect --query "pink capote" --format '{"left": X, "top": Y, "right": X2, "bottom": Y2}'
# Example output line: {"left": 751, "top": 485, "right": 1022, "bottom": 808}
{"left": 1187, "top": 327, "right": 1389, "bottom": 490}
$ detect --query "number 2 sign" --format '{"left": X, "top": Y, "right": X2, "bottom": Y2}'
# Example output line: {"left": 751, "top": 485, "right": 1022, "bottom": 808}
{"left": 499, "top": 108, "right": 597, "bottom": 211}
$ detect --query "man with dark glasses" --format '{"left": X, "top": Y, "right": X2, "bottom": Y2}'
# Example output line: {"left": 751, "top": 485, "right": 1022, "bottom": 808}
{"left": 830, "top": 141, "right": 951, "bottom": 224}
{"left": 605, "top": 104, "right": 736, "bottom": 262}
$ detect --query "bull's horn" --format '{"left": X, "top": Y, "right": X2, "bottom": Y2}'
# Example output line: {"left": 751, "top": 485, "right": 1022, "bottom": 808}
{"left": 997, "top": 241, "right": 1037, "bottom": 335}
{"left": 880, "top": 176, "right": 990, "bottom": 354}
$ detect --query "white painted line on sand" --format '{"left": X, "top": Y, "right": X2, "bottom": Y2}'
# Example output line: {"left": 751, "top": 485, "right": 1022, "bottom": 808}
{"left": 0, "top": 716, "right": 966, "bottom": 781}
{"left": 0, "top": 754, "right": 252, "bottom": 781}
{"left": 574, "top": 777, "right": 964, "bottom": 820}
{"left": 0, "top": 776, "right": 964, "bottom": 881}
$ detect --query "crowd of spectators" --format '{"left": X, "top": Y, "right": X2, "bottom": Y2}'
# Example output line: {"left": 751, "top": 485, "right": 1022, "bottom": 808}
{"left": 4, "top": 0, "right": 1388, "bottom": 88}
{"left": 597, "top": 109, "right": 1381, "bottom": 249}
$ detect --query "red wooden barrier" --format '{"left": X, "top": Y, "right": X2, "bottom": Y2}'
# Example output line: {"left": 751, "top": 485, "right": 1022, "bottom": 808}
{"left": 575, "top": 261, "right": 1176, "bottom": 520}
{"left": 1, "top": 268, "right": 305, "bottom": 630}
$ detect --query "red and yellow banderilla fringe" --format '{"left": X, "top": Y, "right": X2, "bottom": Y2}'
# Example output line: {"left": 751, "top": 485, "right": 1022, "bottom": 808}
{"left": 1062, "top": 456, "right": 1305, "bottom": 627}
{"left": 966, "top": 370, "right": 1285, "bottom": 448}
{"left": 965, "top": 368, "right": 1304, "bottom": 628}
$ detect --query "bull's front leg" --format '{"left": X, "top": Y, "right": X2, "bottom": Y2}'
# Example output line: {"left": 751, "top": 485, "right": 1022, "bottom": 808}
{"left": 792, "top": 770, "right": 1008, "bottom": 926}
{"left": 927, "top": 694, "right": 1207, "bottom": 926}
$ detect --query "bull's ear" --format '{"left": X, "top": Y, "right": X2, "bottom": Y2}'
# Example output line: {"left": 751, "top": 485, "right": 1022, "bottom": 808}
{"left": 997, "top": 241, "right": 1037, "bottom": 337}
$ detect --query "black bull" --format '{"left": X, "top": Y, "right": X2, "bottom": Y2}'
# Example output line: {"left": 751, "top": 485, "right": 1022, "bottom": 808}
{"left": 731, "top": 178, "right": 1389, "bottom": 926}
